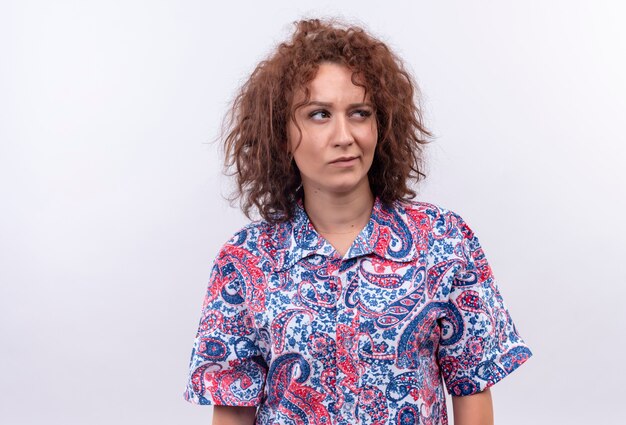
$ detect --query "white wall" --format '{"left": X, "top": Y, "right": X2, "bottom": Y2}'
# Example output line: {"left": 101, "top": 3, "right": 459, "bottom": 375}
{"left": 1, "top": 1, "right": 624, "bottom": 424}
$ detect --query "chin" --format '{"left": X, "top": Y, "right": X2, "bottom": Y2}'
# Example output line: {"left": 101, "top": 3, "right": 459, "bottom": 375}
{"left": 324, "top": 179, "right": 370, "bottom": 195}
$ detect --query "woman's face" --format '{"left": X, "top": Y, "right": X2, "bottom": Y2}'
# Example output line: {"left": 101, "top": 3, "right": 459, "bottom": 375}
{"left": 288, "top": 62, "right": 378, "bottom": 198}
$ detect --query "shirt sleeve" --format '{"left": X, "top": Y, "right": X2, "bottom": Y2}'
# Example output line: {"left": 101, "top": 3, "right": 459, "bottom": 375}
{"left": 183, "top": 246, "right": 268, "bottom": 406}
{"left": 437, "top": 214, "right": 532, "bottom": 396}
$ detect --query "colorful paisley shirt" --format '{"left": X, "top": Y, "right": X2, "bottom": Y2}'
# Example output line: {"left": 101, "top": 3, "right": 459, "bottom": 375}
{"left": 184, "top": 198, "right": 532, "bottom": 425}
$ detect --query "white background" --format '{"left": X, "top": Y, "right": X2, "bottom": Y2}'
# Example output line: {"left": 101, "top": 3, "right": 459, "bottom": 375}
{"left": 1, "top": 1, "right": 625, "bottom": 424}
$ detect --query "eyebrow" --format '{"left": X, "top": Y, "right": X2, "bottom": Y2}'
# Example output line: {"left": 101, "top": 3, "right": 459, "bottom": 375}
{"left": 305, "top": 101, "right": 374, "bottom": 108}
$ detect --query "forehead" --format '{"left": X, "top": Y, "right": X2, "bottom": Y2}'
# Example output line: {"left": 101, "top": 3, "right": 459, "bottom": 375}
{"left": 293, "top": 62, "right": 369, "bottom": 104}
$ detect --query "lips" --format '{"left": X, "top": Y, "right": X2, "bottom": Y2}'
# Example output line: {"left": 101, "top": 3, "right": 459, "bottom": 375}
{"left": 330, "top": 156, "right": 359, "bottom": 164}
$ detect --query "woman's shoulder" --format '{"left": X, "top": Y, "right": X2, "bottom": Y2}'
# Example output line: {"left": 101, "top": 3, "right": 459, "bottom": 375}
{"left": 396, "top": 198, "right": 466, "bottom": 223}
{"left": 213, "top": 218, "right": 286, "bottom": 263}
{"left": 393, "top": 198, "right": 476, "bottom": 241}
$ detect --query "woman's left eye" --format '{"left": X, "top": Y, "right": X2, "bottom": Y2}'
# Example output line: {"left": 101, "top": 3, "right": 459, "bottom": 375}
{"left": 352, "top": 109, "right": 372, "bottom": 119}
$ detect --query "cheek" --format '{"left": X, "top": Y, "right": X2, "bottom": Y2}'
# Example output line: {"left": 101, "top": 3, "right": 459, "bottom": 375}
{"left": 362, "top": 127, "right": 378, "bottom": 156}
{"left": 292, "top": 128, "right": 322, "bottom": 159}
{"left": 293, "top": 142, "right": 318, "bottom": 168}
{"left": 286, "top": 122, "right": 300, "bottom": 153}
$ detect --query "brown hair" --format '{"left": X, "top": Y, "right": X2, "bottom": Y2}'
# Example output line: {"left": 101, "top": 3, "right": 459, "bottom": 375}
{"left": 223, "top": 18, "right": 431, "bottom": 222}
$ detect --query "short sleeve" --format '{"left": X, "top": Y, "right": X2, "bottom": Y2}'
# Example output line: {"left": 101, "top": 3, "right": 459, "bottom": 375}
{"left": 437, "top": 214, "right": 532, "bottom": 396}
{"left": 183, "top": 248, "right": 268, "bottom": 406}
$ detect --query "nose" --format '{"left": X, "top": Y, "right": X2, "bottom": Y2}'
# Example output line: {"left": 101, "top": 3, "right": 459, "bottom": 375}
{"left": 333, "top": 116, "right": 354, "bottom": 147}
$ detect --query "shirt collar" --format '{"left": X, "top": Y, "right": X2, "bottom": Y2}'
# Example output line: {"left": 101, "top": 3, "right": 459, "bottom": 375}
{"left": 273, "top": 197, "right": 419, "bottom": 271}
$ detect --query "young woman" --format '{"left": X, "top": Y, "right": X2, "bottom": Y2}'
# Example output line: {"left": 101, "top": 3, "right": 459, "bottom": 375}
{"left": 184, "top": 19, "right": 532, "bottom": 425}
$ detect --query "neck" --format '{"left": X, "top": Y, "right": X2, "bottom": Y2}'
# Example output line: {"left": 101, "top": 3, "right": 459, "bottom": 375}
{"left": 302, "top": 183, "right": 375, "bottom": 235}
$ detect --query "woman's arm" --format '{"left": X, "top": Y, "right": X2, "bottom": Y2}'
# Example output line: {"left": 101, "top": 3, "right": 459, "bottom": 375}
{"left": 212, "top": 406, "right": 256, "bottom": 425}
{"left": 451, "top": 387, "right": 494, "bottom": 425}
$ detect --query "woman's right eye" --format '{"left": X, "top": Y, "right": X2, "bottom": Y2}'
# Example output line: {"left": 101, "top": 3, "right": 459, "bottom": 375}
{"left": 309, "top": 110, "right": 330, "bottom": 120}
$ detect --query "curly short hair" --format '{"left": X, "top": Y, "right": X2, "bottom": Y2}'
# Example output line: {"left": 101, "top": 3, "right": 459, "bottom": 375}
{"left": 223, "top": 18, "right": 431, "bottom": 222}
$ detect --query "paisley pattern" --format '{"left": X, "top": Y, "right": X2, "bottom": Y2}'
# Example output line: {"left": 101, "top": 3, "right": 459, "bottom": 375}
{"left": 184, "top": 198, "right": 532, "bottom": 424}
